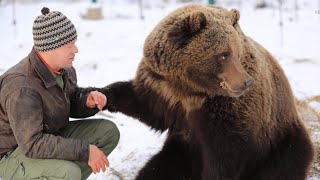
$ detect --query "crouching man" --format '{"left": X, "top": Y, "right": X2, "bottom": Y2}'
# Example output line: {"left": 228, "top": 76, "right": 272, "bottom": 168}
{"left": 0, "top": 7, "right": 120, "bottom": 180}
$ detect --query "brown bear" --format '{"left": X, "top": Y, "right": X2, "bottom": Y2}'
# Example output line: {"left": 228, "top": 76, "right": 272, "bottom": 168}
{"left": 102, "top": 4, "right": 315, "bottom": 180}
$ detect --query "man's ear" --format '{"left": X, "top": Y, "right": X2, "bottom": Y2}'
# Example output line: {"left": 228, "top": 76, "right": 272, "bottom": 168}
{"left": 230, "top": 9, "right": 240, "bottom": 26}
{"left": 167, "top": 11, "right": 207, "bottom": 45}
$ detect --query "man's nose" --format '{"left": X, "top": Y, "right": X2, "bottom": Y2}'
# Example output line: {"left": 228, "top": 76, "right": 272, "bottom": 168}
{"left": 73, "top": 45, "right": 78, "bottom": 53}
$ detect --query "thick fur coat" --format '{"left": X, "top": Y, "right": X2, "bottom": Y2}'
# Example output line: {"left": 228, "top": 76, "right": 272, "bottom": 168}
{"left": 103, "top": 4, "right": 315, "bottom": 180}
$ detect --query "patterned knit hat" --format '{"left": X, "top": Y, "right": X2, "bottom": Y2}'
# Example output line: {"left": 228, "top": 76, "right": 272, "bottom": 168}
{"left": 32, "top": 7, "right": 77, "bottom": 52}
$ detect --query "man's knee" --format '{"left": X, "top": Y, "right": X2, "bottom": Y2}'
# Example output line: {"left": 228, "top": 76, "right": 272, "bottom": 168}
{"left": 96, "top": 119, "right": 120, "bottom": 154}
{"left": 101, "top": 120, "right": 120, "bottom": 146}
{"left": 108, "top": 121, "right": 120, "bottom": 142}
{"left": 59, "top": 161, "right": 82, "bottom": 180}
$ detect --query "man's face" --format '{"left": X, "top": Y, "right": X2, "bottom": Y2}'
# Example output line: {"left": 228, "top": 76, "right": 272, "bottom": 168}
{"left": 48, "top": 40, "right": 78, "bottom": 69}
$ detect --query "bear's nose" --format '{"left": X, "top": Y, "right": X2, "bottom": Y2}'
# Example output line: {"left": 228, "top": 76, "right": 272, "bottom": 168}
{"left": 245, "top": 78, "right": 255, "bottom": 87}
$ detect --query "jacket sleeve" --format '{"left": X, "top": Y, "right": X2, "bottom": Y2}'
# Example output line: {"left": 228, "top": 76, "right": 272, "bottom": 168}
{"left": 65, "top": 67, "right": 100, "bottom": 118}
{"left": 5, "top": 87, "right": 90, "bottom": 161}
{"left": 69, "top": 87, "right": 102, "bottom": 118}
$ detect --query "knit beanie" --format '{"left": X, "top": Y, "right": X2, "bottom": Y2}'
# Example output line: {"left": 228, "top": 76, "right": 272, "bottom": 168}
{"left": 32, "top": 7, "right": 77, "bottom": 52}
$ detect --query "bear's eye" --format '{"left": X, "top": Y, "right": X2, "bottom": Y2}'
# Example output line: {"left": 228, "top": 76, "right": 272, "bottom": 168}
{"left": 220, "top": 52, "right": 230, "bottom": 61}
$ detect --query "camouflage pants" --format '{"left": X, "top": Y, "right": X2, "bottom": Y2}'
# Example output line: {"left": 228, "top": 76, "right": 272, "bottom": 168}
{"left": 0, "top": 119, "right": 120, "bottom": 180}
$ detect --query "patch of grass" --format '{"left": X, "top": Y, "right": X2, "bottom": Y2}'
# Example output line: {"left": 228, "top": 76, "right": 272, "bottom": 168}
{"left": 295, "top": 96, "right": 320, "bottom": 123}
{"left": 299, "top": 95, "right": 320, "bottom": 177}
{"left": 109, "top": 167, "right": 126, "bottom": 180}
{"left": 309, "top": 125, "right": 320, "bottom": 177}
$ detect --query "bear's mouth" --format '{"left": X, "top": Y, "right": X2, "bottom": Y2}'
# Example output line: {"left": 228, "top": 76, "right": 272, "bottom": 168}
{"left": 219, "top": 82, "right": 248, "bottom": 97}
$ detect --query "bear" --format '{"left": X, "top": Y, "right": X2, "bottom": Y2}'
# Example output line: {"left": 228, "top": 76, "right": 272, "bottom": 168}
{"left": 102, "top": 4, "right": 315, "bottom": 180}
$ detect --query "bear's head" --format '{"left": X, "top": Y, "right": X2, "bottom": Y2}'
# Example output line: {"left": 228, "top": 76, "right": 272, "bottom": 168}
{"left": 143, "top": 4, "right": 254, "bottom": 98}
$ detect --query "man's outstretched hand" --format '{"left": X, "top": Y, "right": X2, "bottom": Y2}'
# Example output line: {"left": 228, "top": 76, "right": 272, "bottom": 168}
{"left": 88, "top": 144, "right": 109, "bottom": 174}
{"left": 86, "top": 91, "right": 107, "bottom": 110}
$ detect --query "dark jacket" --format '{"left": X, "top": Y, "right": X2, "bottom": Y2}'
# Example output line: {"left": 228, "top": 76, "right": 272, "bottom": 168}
{"left": 0, "top": 48, "right": 100, "bottom": 161}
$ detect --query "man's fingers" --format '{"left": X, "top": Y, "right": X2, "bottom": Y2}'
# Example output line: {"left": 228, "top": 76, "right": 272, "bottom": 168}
{"left": 90, "top": 163, "right": 97, "bottom": 174}
{"left": 93, "top": 92, "right": 102, "bottom": 105}
{"left": 100, "top": 160, "right": 106, "bottom": 172}
{"left": 92, "top": 92, "right": 99, "bottom": 104}
{"left": 103, "top": 156, "right": 109, "bottom": 167}
{"left": 101, "top": 95, "right": 107, "bottom": 107}
{"left": 87, "top": 91, "right": 107, "bottom": 110}
{"left": 96, "top": 163, "right": 101, "bottom": 173}
{"left": 87, "top": 92, "right": 99, "bottom": 108}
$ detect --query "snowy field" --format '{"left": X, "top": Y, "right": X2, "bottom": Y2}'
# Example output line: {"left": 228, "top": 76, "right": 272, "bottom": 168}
{"left": 1, "top": 0, "right": 320, "bottom": 179}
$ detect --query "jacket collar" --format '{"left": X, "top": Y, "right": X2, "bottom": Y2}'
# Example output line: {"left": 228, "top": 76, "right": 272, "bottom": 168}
{"left": 29, "top": 48, "right": 58, "bottom": 89}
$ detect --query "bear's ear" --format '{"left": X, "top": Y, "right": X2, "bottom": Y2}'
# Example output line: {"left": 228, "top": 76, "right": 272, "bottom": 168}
{"left": 230, "top": 9, "right": 240, "bottom": 26}
{"left": 168, "top": 11, "right": 207, "bottom": 45}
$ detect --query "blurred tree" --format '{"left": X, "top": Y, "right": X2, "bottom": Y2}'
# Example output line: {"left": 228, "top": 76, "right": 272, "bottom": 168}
{"left": 12, "top": 0, "right": 16, "bottom": 25}
{"left": 208, "top": 0, "right": 216, "bottom": 5}
{"left": 255, "top": 0, "right": 268, "bottom": 9}
{"left": 294, "top": 0, "right": 299, "bottom": 21}
{"left": 138, "top": 0, "right": 144, "bottom": 20}
{"left": 214, "top": 0, "right": 242, "bottom": 11}
{"left": 278, "top": 0, "right": 284, "bottom": 47}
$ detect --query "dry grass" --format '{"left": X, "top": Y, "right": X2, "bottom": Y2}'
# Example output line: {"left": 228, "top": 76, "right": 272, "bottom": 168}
{"left": 295, "top": 95, "right": 320, "bottom": 123}
{"left": 307, "top": 121, "right": 320, "bottom": 177}
{"left": 109, "top": 167, "right": 126, "bottom": 180}
{"left": 296, "top": 95, "right": 320, "bottom": 178}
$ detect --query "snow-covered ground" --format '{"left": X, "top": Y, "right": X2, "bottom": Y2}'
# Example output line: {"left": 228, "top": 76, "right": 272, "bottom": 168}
{"left": 1, "top": 0, "right": 320, "bottom": 179}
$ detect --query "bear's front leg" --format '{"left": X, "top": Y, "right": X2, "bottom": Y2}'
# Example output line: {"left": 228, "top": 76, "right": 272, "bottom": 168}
{"left": 197, "top": 124, "right": 252, "bottom": 180}
{"left": 136, "top": 135, "right": 200, "bottom": 180}
{"left": 200, "top": 144, "right": 249, "bottom": 180}
{"left": 103, "top": 81, "right": 180, "bottom": 131}
{"left": 249, "top": 127, "right": 314, "bottom": 180}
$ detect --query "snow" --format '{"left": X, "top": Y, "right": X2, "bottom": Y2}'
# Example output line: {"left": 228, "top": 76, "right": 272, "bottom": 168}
{"left": 0, "top": 0, "right": 319, "bottom": 179}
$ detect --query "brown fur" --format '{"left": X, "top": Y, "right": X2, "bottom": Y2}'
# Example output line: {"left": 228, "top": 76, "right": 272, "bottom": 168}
{"left": 104, "top": 4, "right": 315, "bottom": 180}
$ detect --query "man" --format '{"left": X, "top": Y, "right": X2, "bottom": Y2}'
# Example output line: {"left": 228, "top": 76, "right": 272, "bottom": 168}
{"left": 0, "top": 7, "right": 120, "bottom": 180}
